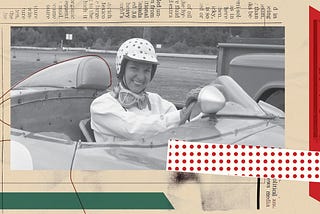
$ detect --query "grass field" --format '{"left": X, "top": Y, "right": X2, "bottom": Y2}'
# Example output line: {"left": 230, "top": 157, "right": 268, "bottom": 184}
{"left": 11, "top": 49, "right": 217, "bottom": 105}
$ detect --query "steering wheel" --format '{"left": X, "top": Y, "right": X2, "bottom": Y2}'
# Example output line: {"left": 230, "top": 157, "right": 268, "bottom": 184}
{"left": 179, "top": 100, "right": 202, "bottom": 124}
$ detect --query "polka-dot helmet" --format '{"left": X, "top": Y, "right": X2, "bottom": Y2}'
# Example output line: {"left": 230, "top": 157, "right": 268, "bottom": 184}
{"left": 116, "top": 38, "right": 159, "bottom": 80}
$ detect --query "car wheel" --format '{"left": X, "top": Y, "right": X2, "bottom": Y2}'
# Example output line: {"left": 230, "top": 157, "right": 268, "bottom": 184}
{"left": 264, "top": 89, "right": 285, "bottom": 111}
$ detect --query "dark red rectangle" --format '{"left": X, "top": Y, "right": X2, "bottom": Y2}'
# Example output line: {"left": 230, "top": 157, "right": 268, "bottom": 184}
{"left": 309, "top": 6, "right": 320, "bottom": 202}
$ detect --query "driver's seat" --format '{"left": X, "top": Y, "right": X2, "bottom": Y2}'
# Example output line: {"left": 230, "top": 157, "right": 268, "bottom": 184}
{"left": 79, "top": 118, "right": 95, "bottom": 142}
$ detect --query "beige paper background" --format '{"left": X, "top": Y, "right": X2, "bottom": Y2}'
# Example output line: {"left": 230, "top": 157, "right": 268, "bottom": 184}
{"left": 1, "top": 0, "right": 320, "bottom": 213}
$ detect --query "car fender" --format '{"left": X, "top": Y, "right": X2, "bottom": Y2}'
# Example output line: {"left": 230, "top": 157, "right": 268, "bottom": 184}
{"left": 254, "top": 80, "right": 284, "bottom": 101}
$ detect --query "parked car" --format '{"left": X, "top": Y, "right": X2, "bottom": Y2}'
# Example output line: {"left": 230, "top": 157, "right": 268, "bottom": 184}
{"left": 10, "top": 55, "right": 284, "bottom": 170}
{"left": 216, "top": 38, "right": 285, "bottom": 111}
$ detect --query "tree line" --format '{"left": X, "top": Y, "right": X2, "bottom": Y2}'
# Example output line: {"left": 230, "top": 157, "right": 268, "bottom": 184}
{"left": 11, "top": 27, "right": 284, "bottom": 54}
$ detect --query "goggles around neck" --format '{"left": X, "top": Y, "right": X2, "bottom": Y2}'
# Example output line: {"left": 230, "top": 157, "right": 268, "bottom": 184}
{"left": 117, "top": 85, "right": 151, "bottom": 110}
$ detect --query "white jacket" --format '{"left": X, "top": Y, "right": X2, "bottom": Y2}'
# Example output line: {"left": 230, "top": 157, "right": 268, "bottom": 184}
{"left": 90, "top": 92, "right": 181, "bottom": 142}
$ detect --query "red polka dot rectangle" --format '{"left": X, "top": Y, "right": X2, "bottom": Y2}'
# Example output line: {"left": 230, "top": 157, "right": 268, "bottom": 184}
{"left": 166, "top": 139, "right": 320, "bottom": 182}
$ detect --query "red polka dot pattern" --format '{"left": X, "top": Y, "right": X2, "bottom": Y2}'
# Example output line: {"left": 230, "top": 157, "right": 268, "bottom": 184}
{"left": 166, "top": 139, "right": 320, "bottom": 182}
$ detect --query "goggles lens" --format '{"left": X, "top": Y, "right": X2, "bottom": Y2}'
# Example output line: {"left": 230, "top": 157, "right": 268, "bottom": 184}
{"left": 118, "top": 90, "right": 139, "bottom": 108}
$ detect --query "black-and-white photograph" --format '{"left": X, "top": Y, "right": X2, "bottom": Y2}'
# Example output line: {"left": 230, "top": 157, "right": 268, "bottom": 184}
{"left": 10, "top": 27, "right": 285, "bottom": 170}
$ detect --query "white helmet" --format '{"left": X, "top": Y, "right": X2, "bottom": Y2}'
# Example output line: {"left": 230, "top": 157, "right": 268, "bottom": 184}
{"left": 116, "top": 38, "right": 159, "bottom": 80}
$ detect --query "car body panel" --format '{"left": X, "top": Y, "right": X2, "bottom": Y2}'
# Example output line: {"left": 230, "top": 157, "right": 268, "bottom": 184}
{"left": 11, "top": 113, "right": 284, "bottom": 170}
{"left": 228, "top": 53, "right": 284, "bottom": 100}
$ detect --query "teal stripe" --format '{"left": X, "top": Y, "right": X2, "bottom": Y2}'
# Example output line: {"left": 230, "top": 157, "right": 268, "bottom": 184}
{"left": 0, "top": 192, "right": 174, "bottom": 209}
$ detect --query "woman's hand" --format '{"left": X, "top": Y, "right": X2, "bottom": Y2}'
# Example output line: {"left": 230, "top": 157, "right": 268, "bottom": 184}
{"left": 179, "top": 103, "right": 196, "bottom": 125}
{"left": 185, "top": 87, "right": 203, "bottom": 107}
{"left": 179, "top": 86, "right": 204, "bottom": 124}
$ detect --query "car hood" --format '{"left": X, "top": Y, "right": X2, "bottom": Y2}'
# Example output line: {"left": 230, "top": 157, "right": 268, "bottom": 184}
{"left": 11, "top": 115, "right": 284, "bottom": 170}
{"left": 151, "top": 116, "right": 284, "bottom": 146}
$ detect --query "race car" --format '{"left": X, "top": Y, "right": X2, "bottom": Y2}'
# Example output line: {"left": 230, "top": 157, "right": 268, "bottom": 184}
{"left": 10, "top": 55, "right": 284, "bottom": 170}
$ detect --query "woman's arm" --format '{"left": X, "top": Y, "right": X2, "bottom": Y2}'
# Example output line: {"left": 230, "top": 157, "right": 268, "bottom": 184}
{"left": 90, "top": 93, "right": 181, "bottom": 140}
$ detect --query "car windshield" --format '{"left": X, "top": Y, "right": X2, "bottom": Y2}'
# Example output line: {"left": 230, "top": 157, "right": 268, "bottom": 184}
{"left": 13, "top": 57, "right": 83, "bottom": 89}
{"left": 213, "top": 76, "right": 267, "bottom": 117}
{"left": 216, "top": 101, "right": 268, "bottom": 118}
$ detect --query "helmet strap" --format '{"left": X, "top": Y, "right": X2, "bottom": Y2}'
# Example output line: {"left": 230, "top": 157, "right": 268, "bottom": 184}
{"left": 151, "top": 64, "right": 157, "bottom": 80}
{"left": 121, "top": 75, "right": 130, "bottom": 90}
{"left": 118, "top": 58, "right": 128, "bottom": 80}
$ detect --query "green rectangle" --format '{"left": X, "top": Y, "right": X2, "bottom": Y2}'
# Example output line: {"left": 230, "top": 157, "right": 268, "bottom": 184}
{"left": 0, "top": 192, "right": 174, "bottom": 209}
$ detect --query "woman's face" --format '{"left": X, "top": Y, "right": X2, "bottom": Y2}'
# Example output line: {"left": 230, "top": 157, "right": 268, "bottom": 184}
{"left": 124, "top": 60, "right": 153, "bottom": 93}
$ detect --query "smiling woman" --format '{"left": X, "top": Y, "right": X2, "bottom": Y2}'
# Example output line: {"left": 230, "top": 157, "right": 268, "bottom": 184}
{"left": 90, "top": 38, "right": 198, "bottom": 142}
{"left": 124, "top": 61, "right": 153, "bottom": 94}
